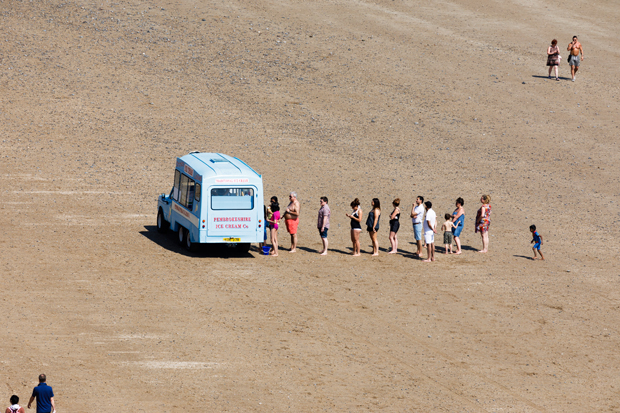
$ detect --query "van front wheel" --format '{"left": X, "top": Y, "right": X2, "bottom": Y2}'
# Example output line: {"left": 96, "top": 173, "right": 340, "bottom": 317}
{"left": 178, "top": 226, "right": 186, "bottom": 246}
{"left": 157, "top": 209, "right": 168, "bottom": 233}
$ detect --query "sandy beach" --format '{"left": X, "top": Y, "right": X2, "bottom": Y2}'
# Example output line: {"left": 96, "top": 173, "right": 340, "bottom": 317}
{"left": 1, "top": 0, "right": 620, "bottom": 411}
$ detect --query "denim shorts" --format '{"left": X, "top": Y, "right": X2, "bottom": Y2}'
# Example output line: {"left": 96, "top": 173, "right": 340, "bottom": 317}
{"left": 413, "top": 223, "right": 423, "bottom": 241}
{"left": 319, "top": 228, "right": 328, "bottom": 238}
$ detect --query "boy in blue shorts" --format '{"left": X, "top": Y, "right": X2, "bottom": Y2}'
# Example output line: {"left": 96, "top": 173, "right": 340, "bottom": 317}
{"left": 530, "top": 225, "right": 545, "bottom": 260}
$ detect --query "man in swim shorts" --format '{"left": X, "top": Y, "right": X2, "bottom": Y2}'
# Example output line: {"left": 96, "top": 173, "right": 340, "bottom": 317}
{"left": 284, "top": 191, "right": 301, "bottom": 253}
{"left": 410, "top": 196, "right": 425, "bottom": 256}
{"left": 567, "top": 35, "right": 584, "bottom": 82}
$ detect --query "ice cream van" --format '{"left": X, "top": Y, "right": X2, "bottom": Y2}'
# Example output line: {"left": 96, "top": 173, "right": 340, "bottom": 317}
{"left": 156, "top": 152, "right": 265, "bottom": 253}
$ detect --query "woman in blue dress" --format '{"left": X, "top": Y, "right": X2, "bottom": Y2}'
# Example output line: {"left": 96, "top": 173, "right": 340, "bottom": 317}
{"left": 452, "top": 197, "right": 465, "bottom": 254}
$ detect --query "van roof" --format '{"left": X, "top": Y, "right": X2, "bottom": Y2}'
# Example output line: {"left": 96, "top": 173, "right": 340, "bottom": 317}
{"left": 178, "top": 152, "right": 261, "bottom": 180}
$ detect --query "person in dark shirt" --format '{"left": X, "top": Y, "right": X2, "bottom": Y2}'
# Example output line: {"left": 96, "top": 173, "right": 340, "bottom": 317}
{"left": 28, "top": 374, "right": 55, "bottom": 413}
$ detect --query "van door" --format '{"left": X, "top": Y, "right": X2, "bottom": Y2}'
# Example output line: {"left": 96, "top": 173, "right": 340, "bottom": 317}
{"left": 207, "top": 186, "right": 257, "bottom": 240}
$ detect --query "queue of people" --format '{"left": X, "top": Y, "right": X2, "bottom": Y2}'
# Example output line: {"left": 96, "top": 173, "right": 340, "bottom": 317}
{"left": 263, "top": 192, "right": 493, "bottom": 262}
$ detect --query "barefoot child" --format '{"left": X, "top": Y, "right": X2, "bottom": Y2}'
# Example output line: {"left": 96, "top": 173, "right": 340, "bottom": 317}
{"left": 442, "top": 214, "right": 457, "bottom": 254}
{"left": 530, "top": 225, "right": 545, "bottom": 260}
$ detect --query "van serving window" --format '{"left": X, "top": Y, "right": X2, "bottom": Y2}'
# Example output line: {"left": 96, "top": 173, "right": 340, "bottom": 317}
{"left": 211, "top": 188, "right": 254, "bottom": 210}
{"left": 178, "top": 174, "right": 196, "bottom": 210}
{"left": 173, "top": 170, "right": 181, "bottom": 201}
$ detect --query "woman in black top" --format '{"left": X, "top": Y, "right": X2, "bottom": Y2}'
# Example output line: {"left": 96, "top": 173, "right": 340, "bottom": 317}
{"left": 345, "top": 198, "right": 363, "bottom": 256}
{"left": 388, "top": 198, "right": 401, "bottom": 254}
{"left": 366, "top": 198, "right": 381, "bottom": 256}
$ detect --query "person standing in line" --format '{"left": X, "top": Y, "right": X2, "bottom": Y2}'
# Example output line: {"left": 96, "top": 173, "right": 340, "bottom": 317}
{"left": 317, "top": 196, "right": 331, "bottom": 256}
{"left": 442, "top": 213, "right": 457, "bottom": 254}
{"left": 284, "top": 191, "right": 301, "bottom": 253}
{"left": 259, "top": 205, "right": 270, "bottom": 249}
{"left": 6, "top": 396, "right": 25, "bottom": 413}
{"left": 422, "top": 201, "right": 437, "bottom": 262}
{"left": 267, "top": 197, "right": 280, "bottom": 256}
{"left": 388, "top": 198, "right": 401, "bottom": 254}
{"left": 410, "top": 196, "right": 425, "bottom": 256}
{"left": 475, "top": 194, "right": 492, "bottom": 253}
{"left": 530, "top": 225, "right": 545, "bottom": 260}
{"left": 366, "top": 198, "right": 381, "bottom": 256}
{"left": 28, "top": 374, "right": 55, "bottom": 413}
{"left": 547, "top": 39, "right": 561, "bottom": 81}
{"left": 452, "top": 197, "right": 465, "bottom": 255}
{"left": 345, "top": 198, "right": 363, "bottom": 256}
{"left": 567, "top": 35, "right": 584, "bottom": 82}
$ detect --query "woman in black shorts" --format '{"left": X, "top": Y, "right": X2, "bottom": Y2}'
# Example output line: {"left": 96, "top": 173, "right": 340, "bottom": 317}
{"left": 366, "top": 198, "right": 381, "bottom": 256}
{"left": 388, "top": 198, "right": 401, "bottom": 254}
{"left": 345, "top": 198, "right": 363, "bottom": 256}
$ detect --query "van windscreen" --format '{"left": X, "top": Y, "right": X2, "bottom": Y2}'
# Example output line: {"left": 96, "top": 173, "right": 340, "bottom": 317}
{"left": 211, "top": 188, "right": 254, "bottom": 210}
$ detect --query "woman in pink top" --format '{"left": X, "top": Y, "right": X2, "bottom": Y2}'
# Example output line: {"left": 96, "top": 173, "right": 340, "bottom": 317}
{"left": 267, "top": 197, "right": 280, "bottom": 256}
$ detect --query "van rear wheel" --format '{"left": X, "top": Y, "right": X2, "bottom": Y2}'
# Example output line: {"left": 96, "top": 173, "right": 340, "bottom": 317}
{"left": 185, "top": 229, "right": 195, "bottom": 252}
{"left": 236, "top": 243, "right": 251, "bottom": 255}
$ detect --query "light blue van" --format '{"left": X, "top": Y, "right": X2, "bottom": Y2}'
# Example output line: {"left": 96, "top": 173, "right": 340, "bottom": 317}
{"left": 157, "top": 152, "right": 265, "bottom": 252}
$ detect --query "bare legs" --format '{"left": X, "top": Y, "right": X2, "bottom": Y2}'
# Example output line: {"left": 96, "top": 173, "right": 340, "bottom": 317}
{"left": 454, "top": 236, "right": 462, "bottom": 254}
{"left": 533, "top": 247, "right": 545, "bottom": 260}
{"left": 415, "top": 239, "right": 422, "bottom": 256}
{"left": 388, "top": 231, "right": 398, "bottom": 253}
{"left": 319, "top": 233, "right": 328, "bottom": 256}
{"left": 478, "top": 231, "right": 489, "bottom": 253}
{"left": 548, "top": 65, "right": 558, "bottom": 80}
{"left": 289, "top": 233, "right": 297, "bottom": 253}
{"left": 570, "top": 64, "right": 578, "bottom": 80}
{"left": 422, "top": 242, "right": 435, "bottom": 262}
{"left": 270, "top": 228, "right": 278, "bottom": 256}
{"left": 370, "top": 231, "right": 379, "bottom": 256}
{"left": 351, "top": 230, "right": 361, "bottom": 256}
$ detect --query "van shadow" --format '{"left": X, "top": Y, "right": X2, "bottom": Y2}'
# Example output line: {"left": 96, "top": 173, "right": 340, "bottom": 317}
{"left": 140, "top": 226, "right": 255, "bottom": 258}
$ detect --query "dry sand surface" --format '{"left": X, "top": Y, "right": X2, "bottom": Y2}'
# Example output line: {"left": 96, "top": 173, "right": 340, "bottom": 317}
{"left": 1, "top": 0, "right": 620, "bottom": 411}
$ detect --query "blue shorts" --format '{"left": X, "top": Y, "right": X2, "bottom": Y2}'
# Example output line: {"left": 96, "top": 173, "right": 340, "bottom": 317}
{"left": 533, "top": 243, "right": 541, "bottom": 250}
{"left": 319, "top": 228, "right": 328, "bottom": 238}
{"left": 413, "top": 223, "right": 423, "bottom": 241}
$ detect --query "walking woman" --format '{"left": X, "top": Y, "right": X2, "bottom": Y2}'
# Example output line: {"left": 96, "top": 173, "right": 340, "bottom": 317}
{"left": 267, "top": 196, "right": 280, "bottom": 256}
{"left": 547, "top": 39, "right": 561, "bottom": 81}
{"left": 475, "top": 194, "right": 492, "bottom": 253}
{"left": 366, "top": 198, "right": 381, "bottom": 256}
{"left": 388, "top": 198, "right": 401, "bottom": 253}
{"left": 345, "top": 198, "right": 363, "bottom": 256}
{"left": 452, "top": 197, "right": 465, "bottom": 254}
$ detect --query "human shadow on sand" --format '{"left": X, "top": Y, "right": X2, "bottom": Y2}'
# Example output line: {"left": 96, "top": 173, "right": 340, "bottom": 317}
{"left": 513, "top": 254, "right": 535, "bottom": 261}
{"left": 531, "top": 75, "right": 572, "bottom": 81}
{"left": 140, "top": 225, "right": 254, "bottom": 258}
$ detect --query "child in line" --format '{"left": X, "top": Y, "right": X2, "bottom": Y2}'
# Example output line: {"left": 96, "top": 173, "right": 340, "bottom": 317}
{"left": 530, "top": 225, "right": 545, "bottom": 260}
{"left": 442, "top": 214, "right": 457, "bottom": 254}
